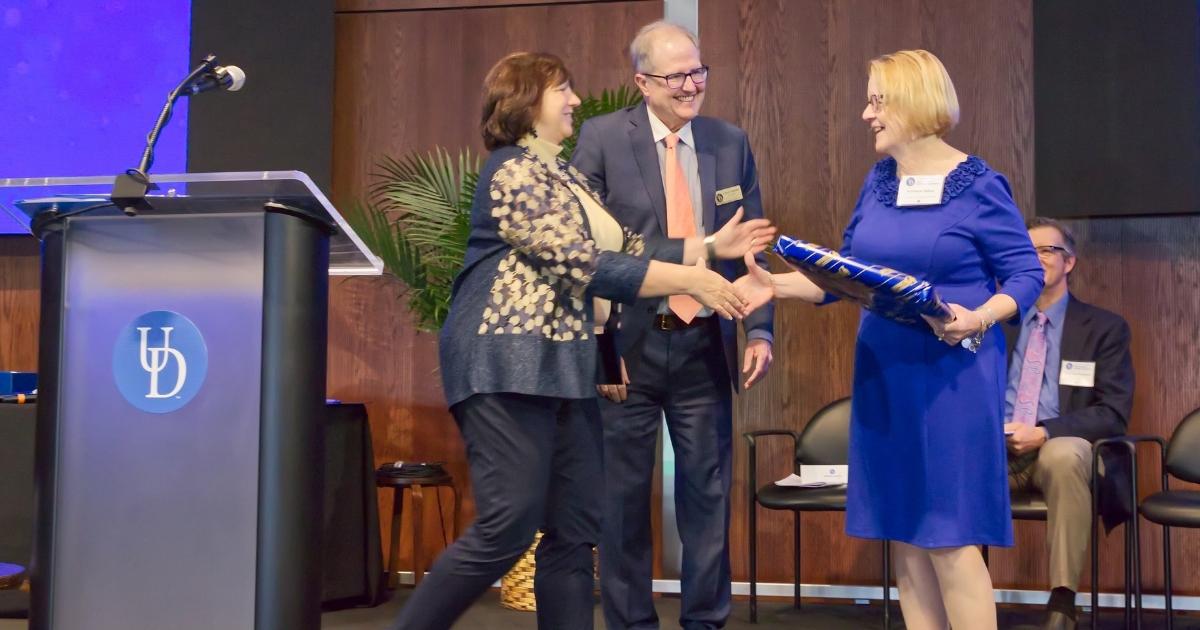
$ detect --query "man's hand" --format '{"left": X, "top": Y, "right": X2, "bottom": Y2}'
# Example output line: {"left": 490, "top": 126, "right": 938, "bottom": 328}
{"left": 742, "top": 338, "right": 773, "bottom": 390}
{"left": 711, "top": 207, "right": 776, "bottom": 259}
{"left": 1005, "top": 422, "right": 1048, "bottom": 456}
{"left": 597, "top": 358, "right": 630, "bottom": 403}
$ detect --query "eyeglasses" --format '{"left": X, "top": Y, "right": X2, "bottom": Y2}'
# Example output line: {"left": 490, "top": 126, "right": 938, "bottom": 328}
{"left": 641, "top": 66, "right": 709, "bottom": 89}
{"left": 867, "top": 94, "right": 885, "bottom": 112}
{"left": 1035, "top": 245, "right": 1072, "bottom": 258}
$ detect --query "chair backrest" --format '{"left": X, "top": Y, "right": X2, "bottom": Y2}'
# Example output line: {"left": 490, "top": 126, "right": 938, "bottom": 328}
{"left": 795, "top": 397, "right": 851, "bottom": 466}
{"left": 1166, "top": 407, "right": 1200, "bottom": 483}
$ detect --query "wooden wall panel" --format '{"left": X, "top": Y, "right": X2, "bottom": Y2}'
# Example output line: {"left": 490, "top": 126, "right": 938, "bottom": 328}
{"left": 337, "top": 0, "right": 619, "bottom": 14}
{"left": 330, "top": 0, "right": 661, "bottom": 572}
{"left": 704, "top": 0, "right": 1200, "bottom": 598}
{"left": 0, "top": 236, "right": 39, "bottom": 372}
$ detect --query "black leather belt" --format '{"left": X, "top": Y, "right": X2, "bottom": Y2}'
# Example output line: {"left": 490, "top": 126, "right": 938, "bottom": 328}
{"left": 653, "top": 313, "right": 712, "bottom": 331}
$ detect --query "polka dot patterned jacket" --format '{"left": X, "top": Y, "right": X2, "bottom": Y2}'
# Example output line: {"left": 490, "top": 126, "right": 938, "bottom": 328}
{"left": 439, "top": 137, "right": 684, "bottom": 407}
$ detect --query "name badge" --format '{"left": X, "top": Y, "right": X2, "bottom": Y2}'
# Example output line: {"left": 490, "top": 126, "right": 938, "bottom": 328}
{"left": 896, "top": 175, "right": 945, "bottom": 206}
{"left": 1060, "top": 360, "right": 1096, "bottom": 388}
{"left": 715, "top": 185, "right": 743, "bottom": 205}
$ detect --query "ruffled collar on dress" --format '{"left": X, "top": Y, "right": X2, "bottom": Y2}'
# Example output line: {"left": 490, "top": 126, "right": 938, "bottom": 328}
{"left": 872, "top": 155, "right": 989, "bottom": 206}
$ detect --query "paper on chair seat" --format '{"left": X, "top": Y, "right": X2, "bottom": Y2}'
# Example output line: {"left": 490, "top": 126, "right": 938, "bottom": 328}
{"left": 775, "top": 465, "right": 848, "bottom": 488}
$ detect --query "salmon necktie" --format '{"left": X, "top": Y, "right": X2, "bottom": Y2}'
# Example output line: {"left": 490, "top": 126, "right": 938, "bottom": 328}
{"left": 664, "top": 132, "right": 702, "bottom": 322}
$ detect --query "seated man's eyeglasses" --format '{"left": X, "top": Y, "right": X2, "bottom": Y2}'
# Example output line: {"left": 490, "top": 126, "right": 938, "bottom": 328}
{"left": 641, "top": 66, "right": 709, "bottom": 89}
{"left": 1035, "top": 245, "right": 1072, "bottom": 257}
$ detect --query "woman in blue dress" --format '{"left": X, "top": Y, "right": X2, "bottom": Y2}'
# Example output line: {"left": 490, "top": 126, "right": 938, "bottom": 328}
{"left": 737, "top": 50, "right": 1043, "bottom": 629}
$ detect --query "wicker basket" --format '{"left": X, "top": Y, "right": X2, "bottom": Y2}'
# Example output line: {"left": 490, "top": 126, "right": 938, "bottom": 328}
{"left": 500, "top": 532, "right": 541, "bottom": 611}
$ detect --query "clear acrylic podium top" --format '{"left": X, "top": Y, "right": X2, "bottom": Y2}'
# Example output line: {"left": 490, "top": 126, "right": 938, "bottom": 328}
{"left": 0, "top": 171, "right": 383, "bottom": 275}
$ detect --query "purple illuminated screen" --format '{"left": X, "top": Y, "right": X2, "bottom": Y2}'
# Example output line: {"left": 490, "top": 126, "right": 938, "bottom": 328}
{"left": 0, "top": 0, "right": 192, "bottom": 233}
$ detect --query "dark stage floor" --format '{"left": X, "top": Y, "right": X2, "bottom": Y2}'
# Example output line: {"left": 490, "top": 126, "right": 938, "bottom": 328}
{"left": 1, "top": 589, "right": 1192, "bottom": 629}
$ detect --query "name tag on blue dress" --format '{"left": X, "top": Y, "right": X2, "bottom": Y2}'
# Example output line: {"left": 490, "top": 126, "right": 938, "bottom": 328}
{"left": 896, "top": 175, "right": 946, "bottom": 206}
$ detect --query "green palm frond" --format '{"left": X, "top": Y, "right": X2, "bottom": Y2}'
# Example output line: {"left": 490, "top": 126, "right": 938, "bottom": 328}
{"left": 560, "top": 85, "right": 643, "bottom": 159}
{"left": 346, "top": 148, "right": 479, "bottom": 332}
{"left": 354, "top": 87, "right": 636, "bottom": 332}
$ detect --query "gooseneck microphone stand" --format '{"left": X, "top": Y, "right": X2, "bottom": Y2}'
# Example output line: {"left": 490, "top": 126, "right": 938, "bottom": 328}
{"left": 111, "top": 54, "right": 222, "bottom": 216}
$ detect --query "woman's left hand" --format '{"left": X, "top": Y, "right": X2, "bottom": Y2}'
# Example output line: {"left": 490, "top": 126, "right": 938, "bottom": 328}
{"left": 922, "top": 303, "right": 982, "bottom": 346}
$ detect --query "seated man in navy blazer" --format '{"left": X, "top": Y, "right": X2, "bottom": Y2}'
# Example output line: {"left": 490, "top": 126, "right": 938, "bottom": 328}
{"left": 1004, "top": 217, "right": 1134, "bottom": 630}
{"left": 572, "top": 20, "right": 774, "bottom": 630}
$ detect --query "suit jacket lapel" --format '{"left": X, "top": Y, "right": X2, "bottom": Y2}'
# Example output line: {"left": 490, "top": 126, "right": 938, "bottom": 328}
{"left": 693, "top": 121, "right": 717, "bottom": 233}
{"left": 628, "top": 104, "right": 668, "bottom": 235}
{"left": 1059, "top": 296, "right": 1088, "bottom": 413}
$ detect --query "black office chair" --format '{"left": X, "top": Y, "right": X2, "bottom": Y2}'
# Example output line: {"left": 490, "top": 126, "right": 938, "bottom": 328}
{"left": 1122, "top": 407, "right": 1200, "bottom": 630}
{"left": 744, "top": 397, "right": 891, "bottom": 627}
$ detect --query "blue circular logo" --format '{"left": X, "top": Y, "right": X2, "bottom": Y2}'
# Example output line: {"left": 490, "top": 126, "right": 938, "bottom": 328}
{"left": 112, "top": 311, "right": 208, "bottom": 413}
{"left": 905, "top": 177, "right": 916, "bottom": 186}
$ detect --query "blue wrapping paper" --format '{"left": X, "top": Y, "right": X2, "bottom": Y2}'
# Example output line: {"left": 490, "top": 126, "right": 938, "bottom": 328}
{"left": 773, "top": 235, "right": 953, "bottom": 325}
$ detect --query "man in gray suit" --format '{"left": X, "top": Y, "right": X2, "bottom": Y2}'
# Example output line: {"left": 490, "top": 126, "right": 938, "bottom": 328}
{"left": 572, "top": 21, "right": 774, "bottom": 630}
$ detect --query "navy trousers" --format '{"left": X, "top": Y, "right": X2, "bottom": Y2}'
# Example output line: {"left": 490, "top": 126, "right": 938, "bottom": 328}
{"left": 389, "top": 392, "right": 602, "bottom": 630}
{"left": 599, "top": 321, "right": 734, "bottom": 630}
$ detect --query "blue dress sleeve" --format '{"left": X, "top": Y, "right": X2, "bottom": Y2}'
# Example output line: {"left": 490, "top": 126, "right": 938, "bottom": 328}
{"left": 971, "top": 172, "right": 1044, "bottom": 320}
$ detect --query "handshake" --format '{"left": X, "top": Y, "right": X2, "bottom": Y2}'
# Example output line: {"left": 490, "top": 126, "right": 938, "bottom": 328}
{"left": 675, "top": 207, "right": 777, "bottom": 321}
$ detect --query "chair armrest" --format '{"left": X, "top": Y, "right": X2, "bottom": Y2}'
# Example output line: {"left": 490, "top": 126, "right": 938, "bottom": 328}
{"left": 1099, "top": 435, "right": 1166, "bottom": 448}
{"left": 743, "top": 430, "right": 800, "bottom": 501}
{"left": 744, "top": 429, "right": 801, "bottom": 443}
{"left": 1096, "top": 434, "right": 1169, "bottom": 497}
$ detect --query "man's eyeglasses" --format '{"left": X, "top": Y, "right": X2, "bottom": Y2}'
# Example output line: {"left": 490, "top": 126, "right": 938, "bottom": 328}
{"left": 641, "top": 66, "right": 709, "bottom": 89}
{"left": 867, "top": 94, "right": 885, "bottom": 112}
{"left": 1035, "top": 245, "right": 1072, "bottom": 258}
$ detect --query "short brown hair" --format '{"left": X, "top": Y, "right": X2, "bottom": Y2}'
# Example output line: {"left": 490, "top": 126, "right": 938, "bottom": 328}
{"left": 480, "top": 52, "right": 572, "bottom": 150}
{"left": 1027, "top": 216, "right": 1077, "bottom": 256}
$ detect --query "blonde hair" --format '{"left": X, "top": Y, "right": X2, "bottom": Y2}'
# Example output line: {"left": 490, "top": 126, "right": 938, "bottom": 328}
{"left": 868, "top": 49, "right": 959, "bottom": 138}
{"left": 629, "top": 21, "right": 699, "bottom": 73}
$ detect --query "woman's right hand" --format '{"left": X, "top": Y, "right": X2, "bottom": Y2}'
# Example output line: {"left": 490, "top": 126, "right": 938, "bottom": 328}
{"left": 686, "top": 259, "right": 750, "bottom": 320}
{"left": 733, "top": 251, "right": 776, "bottom": 314}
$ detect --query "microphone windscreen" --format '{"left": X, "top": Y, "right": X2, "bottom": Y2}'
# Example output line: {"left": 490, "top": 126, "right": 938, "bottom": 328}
{"left": 223, "top": 65, "right": 246, "bottom": 91}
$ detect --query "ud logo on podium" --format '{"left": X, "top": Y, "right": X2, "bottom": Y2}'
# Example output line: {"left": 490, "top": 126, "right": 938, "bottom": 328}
{"left": 113, "top": 310, "right": 209, "bottom": 413}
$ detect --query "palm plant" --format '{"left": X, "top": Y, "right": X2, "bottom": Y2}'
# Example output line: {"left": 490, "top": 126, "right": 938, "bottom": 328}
{"left": 348, "top": 87, "right": 642, "bottom": 332}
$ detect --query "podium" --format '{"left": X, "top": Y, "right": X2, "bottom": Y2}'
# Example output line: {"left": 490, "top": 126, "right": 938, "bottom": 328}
{"left": 0, "top": 172, "right": 382, "bottom": 630}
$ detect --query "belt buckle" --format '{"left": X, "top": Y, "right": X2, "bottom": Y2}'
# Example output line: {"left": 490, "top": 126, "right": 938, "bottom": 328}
{"left": 654, "top": 314, "right": 677, "bottom": 331}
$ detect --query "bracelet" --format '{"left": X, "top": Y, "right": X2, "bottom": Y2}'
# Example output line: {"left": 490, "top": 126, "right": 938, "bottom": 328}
{"left": 976, "top": 305, "right": 997, "bottom": 331}
{"left": 703, "top": 234, "right": 717, "bottom": 265}
{"left": 967, "top": 305, "right": 997, "bottom": 351}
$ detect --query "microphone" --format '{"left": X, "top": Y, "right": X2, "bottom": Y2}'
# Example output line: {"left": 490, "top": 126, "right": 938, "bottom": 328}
{"left": 185, "top": 64, "right": 246, "bottom": 96}
{"left": 112, "top": 54, "right": 245, "bottom": 216}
